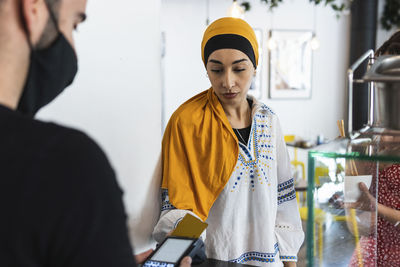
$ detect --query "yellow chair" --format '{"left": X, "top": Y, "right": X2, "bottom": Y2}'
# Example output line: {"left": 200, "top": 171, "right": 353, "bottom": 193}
{"left": 283, "top": 135, "right": 295, "bottom": 143}
{"left": 283, "top": 135, "right": 306, "bottom": 206}
{"left": 291, "top": 148, "right": 306, "bottom": 206}
{"left": 314, "top": 166, "right": 329, "bottom": 187}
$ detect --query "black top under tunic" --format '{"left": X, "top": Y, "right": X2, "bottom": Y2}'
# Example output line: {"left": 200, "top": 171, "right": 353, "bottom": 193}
{"left": 232, "top": 99, "right": 253, "bottom": 145}
{"left": 0, "top": 104, "right": 136, "bottom": 267}
{"left": 233, "top": 126, "right": 251, "bottom": 145}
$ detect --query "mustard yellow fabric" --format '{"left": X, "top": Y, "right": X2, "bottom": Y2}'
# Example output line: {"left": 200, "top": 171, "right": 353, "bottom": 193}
{"left": 161, "top": 88, "right": 239, "bottom": 221}
{"left": 201, "top": 17, "right": 259, "bottom": 66}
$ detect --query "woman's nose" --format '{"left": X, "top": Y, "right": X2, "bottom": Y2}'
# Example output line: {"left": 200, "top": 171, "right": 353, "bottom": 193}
{"left": 222, "top": 71, "right": 235, "bottom": 90}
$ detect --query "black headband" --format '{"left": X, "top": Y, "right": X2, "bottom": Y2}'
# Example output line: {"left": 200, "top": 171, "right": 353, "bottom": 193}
{"left": 204, "top": 34, "right": 256, "bottom": 68}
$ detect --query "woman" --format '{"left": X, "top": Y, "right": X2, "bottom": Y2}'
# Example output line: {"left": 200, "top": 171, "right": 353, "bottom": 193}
{"left": 153, "top": 17, "right": 304, "bottom": 267}
{"left": 348, "top": 31, "right": 400, "bottom": 267}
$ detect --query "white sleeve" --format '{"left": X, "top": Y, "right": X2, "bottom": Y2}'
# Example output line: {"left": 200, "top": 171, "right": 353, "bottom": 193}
{"left": 274, "top": 117, "right": 305, "bottom": 262}
{"left": 152, "top": 189, "right": 206, "bottom": 243}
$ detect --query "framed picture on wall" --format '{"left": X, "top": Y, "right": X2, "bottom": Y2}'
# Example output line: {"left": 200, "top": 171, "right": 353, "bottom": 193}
{"left": 268, "top": 29, "right": 313, "bottom": 99}
{"left": 248, "top": 28, "right": 263, "bottom": 99}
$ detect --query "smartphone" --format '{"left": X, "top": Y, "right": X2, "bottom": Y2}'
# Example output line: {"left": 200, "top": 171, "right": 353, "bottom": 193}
{"left": 142, "top": 236, "right": 205, "bottom": 267}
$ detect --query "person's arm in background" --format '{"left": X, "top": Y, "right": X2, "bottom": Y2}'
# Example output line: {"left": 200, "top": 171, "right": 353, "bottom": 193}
{"left": 378, "top": 204, "right": 400, "bottom": 226}
{"left": 344, "top": 180, "right": 400, "bottom": 237}
{"left": 357, "top": 183, "right": 400, "bottom": 227}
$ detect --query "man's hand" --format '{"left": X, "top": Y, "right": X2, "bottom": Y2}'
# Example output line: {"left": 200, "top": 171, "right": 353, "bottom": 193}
{"left": 179, "top": 256, "right": 192, "bottom": 267}
{"left": 135, "top": 249, "right": 192, "bottom": 267}
{"left": 135, "top": 249, "right": 153, "bottom": 264}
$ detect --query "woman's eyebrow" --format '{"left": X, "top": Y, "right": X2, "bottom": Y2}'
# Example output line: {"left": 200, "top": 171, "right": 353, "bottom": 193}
{"left": 209, "top": 59, "right": 223, "bottom": 64}
{"left": 232, "top": 58, "right": 248, "bottom": 64}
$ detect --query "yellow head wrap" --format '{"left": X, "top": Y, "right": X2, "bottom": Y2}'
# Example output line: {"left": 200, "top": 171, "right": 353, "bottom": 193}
{"left": 201, "top": 17, "right": 259, "bottom": 67}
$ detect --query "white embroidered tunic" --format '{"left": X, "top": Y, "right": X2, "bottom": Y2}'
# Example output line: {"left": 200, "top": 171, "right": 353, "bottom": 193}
{"left": 153, "top": 101, "right": 304, "bottom": 266}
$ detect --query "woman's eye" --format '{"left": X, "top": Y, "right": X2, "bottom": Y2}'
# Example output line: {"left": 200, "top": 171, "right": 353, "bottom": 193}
{"left": 211, "top": 69, "right": 222, "bottom": 73}
{"left": 234, "top": 69, "right": 246, "bottom": 72}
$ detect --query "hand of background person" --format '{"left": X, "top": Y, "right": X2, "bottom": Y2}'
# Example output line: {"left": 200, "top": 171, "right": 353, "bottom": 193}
{"left": 135, "top": 249, "right": 192, "bottom": 267}
{"left": 345, "top": 182, "right": 376, "bottom": 211}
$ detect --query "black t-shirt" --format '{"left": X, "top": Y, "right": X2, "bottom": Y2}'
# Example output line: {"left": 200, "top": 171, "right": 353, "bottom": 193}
{"left": 0, "top": 104, "right": 137, "bottom": 267}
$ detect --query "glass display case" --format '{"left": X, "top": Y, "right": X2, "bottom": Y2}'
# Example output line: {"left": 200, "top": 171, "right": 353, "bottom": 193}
{"left": 305, "top": 54, "right": 400, "bottom": 266}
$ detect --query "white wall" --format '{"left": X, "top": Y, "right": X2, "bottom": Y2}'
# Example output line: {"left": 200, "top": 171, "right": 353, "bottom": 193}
{"left": 161, "top": 0, "right": 350, "bottom": 141}
{"left": 37, "top": 0, "right": 162, "bottom": 252}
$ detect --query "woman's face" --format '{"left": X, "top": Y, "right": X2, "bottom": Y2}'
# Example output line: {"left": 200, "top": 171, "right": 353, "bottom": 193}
{"left": 206, "top": 49, "right": 255, "bottom": 108}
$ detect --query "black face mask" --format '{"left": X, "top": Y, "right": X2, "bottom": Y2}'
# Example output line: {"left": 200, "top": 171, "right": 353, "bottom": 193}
{"left": 17, "top": 7, "right": 78, "bottom": 117}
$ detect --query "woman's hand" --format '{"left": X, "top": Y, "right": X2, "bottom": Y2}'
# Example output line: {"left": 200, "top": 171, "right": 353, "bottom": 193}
{"left": 345, "top": 182, "right": 376, "bottom": 211}
{"left": 342, "top": 181, "right": 400, "bottom": 231}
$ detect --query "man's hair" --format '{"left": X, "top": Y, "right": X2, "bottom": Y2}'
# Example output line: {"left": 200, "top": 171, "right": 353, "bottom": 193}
{"left": 376, "top": 31, "right": 400, "bottom": 57}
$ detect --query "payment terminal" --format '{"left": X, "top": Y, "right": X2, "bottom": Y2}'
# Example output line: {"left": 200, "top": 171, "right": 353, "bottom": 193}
{"left": 142, "top": 236, "right": 206, "bottom": 267}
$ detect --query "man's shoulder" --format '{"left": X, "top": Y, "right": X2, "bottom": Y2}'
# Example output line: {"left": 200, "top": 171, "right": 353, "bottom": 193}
{"left": 27, "top": 119, "right": 113, "bottom": 179}
{"left": 1, "top": 111, "right": 104, "bottom": 163}
{"left": 28, "top": 120, "right": 119, "bottom": 196}
{"left": 32, "top": 119, "right": 103, "bottom": 157}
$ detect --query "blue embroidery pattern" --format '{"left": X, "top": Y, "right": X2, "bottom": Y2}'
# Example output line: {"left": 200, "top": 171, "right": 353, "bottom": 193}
{"left": 232, "top": 105, "right": 276, "bottom": 192}
{"left": 161, "top": 189, "right": 176, "bottom": 211}
{"left": 230, "top": 243, "right": 279, "bottom": 263}
{"left": 277, "top": 179, "right": 296, "bottom": 205}
{"left": 261, "top": 104, "right": 275, "bottom": 115}
{"left": 237, "top": 106, "right": 275, "bottom": 166}
{"left": 278, "top": 178, "right": 294, "bottom": 192}
{"left": 280, "top": 255, "right": 297, "bottom": 261}
{"left": 278, "top": 191, "right": 296, "bottom": 205}
{"left": 237, "top": 118, "right": 258, "bottom": 166}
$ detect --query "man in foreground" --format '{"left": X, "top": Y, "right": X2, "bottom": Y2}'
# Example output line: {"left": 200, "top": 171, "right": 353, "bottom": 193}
{"left": 0, "top": 0, "right": 190, "bottom": 266}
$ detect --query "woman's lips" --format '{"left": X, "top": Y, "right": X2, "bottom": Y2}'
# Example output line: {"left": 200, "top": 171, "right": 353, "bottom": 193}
{"left": 223, "top": 93, "right": 238, "bottom": 99}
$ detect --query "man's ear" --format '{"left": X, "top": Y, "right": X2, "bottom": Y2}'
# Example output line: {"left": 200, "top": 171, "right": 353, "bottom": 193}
{"left": 20, "top": 0, "right": 48, "bottom": 45}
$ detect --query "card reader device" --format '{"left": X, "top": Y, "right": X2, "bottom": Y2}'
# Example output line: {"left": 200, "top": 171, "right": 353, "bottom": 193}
{"left": 142, "top": 236, "right": 206, "bottom": 267}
